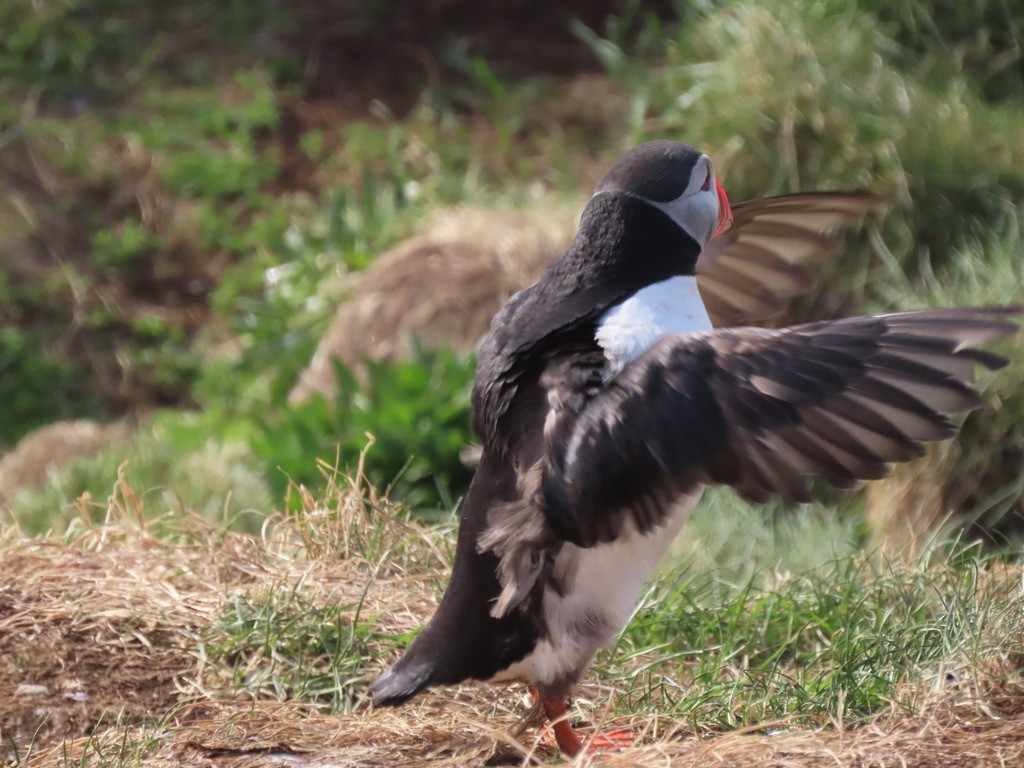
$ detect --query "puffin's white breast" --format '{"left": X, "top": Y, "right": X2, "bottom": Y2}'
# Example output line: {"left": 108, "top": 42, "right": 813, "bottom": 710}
{"left": 595, "top": 275, "right": 712, "bottom": 373}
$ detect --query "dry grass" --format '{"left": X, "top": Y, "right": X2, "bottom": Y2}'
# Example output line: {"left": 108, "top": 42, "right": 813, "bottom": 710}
{"left": 288, "top": 204, "right": 578, "bottom": 404}
{"left": 4, "top": 471, "right": 1024, "bottom": 767}
{"left": 0, "top": 420, "right": 131, "bottom": 504}
{"left": 0, "top": 490, "right": 251, "bottom": 750}
{"left": 0, "top": 465, "right": 442, "bottom": 762}
{"left": 19, "top": 666, "right": 1024, "bottom": 768}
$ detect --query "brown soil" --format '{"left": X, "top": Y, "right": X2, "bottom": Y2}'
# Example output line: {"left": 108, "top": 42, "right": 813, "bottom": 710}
{"left": 288, "top": 1, "right": 675, "bottom": 116}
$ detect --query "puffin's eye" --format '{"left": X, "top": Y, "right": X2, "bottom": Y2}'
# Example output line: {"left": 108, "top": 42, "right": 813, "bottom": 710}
{"left": 700, "top": 166, "right": 712, "bottom": 191}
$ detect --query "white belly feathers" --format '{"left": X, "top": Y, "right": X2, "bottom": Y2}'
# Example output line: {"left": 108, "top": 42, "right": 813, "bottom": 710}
{"left": 491, "top": 492, "right": 703, "bottom": 687}
{"left": 596, "top": 275, "right": 712, "bottom": 372}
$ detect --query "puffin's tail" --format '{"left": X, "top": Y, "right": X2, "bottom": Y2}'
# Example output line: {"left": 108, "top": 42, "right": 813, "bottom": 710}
{"left": 369, "top": 648, "right": 435, "bottom": 706}
{"left": 371, "top": 449, "right": 520, "bottom": 706}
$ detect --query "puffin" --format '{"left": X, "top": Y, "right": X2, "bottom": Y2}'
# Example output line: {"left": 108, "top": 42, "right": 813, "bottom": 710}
{"left": 369, "top": 140, "right": 1018, "bottom": 755}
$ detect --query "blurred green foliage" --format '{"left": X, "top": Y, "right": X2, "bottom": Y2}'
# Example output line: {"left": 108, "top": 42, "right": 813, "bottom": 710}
{"left": 5, "top": 430, "right": 272, "bottom": 534}
{"left": 0, "top": 328, "right": 99, "bottom": 450}
{"left": 862, "top": 0, "right": 1024, "bottom": 102}
{"left": 0, "top": 0, "right": 286, "bottom": 107}
{"left": 1, "top": 0, "right": 1021, "bottom": 530}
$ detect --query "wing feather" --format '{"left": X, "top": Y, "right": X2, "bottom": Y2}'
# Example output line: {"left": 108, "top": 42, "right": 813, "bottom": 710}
{"left": 697, "top": 191, "right": 884, "bottom": 326}
{"left": 539, "top": 307, "right": 1018, "bottom": 547}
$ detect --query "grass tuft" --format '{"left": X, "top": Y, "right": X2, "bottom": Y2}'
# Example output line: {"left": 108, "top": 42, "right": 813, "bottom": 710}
{"left": 208, "top": 586, "right": 377, "bottom": 713}
{"left": 608, "top": 540, "right": 1024, "bottom": 734}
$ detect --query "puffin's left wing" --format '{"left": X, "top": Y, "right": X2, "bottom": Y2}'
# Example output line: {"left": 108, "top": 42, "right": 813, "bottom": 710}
{"left": 540, "top": 307, "right": 1018, "bottom": 548}
{"left": 696, "top": 192, "right": 883, "bottom": 327}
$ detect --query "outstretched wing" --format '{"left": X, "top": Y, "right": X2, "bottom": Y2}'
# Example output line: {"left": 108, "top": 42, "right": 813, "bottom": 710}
{"left": 696, "top": 192, "right": 883, "bottom": 326}
{"left": 540, "top": 307, "right": 1019, "bottom": 548}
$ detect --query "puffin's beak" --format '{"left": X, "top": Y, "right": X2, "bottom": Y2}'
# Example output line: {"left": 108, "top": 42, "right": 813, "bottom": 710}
{"left": 712, "top": 177, "right": 733, "bottom": 238}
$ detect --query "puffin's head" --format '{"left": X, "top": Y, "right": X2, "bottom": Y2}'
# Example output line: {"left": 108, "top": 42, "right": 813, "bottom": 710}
{"left": 594, "top": 140, "right": 733, "bottom": 248}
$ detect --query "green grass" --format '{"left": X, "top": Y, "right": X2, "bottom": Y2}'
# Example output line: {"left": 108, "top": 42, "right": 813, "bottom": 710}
{"left": 203, "top": 586, "right": 379, "bottom": 713}
{"left": 2, "top": 427, "right": 273, "bottom": 535}
{"left": 575, "top": 489, "right": 1024, "bottom": 733}
{"left": 607, "top": 535, "right": 1023, "bottom": 731}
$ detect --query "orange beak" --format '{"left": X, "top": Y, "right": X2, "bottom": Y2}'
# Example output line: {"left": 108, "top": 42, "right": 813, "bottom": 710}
{"left": 712, "top": 177, "right": 733, "bottom": 238}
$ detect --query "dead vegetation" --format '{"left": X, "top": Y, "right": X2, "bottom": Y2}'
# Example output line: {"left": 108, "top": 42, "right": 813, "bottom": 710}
{"left": 16, "top": 658, "right": 1024, "bottom": 768}
{"left": 0, "top": 495, "right": 243, "bottom": 750}
{"left": 0, "top": 465, "right": 443, "bottom": 763}
{"left": 289, "top": 204, "right": 578, "bottom": 403}
{"left": 3, "top": 469, "right": 1024, "bottom": 768}
{"left": 0, "top": 420, "right": 131, "bottom": 504}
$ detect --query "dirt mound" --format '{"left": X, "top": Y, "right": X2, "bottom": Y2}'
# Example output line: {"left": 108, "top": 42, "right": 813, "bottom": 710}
{"left": 0, "top": 534, "right": 211, "bottom": 750}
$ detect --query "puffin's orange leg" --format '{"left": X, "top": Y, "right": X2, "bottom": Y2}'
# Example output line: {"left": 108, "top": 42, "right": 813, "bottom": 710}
{"left": 528, "top": 686, "right": 633, "bottom": 756}
{"left": 538, "top": 691, "right": 584, "bottom": 756}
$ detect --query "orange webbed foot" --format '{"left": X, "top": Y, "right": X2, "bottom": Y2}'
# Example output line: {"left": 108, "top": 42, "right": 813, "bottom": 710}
{"left": 530, "top": 686, "right": 633, "bottom": 757}
{"left": 584, "top": 726, "right": 635, "bottom": 751}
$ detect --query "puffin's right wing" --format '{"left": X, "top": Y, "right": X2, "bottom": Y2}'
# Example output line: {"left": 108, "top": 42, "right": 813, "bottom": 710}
{"left": 540, "top": 307, "right": 1019, "bottom": 548}
{"left": 696, "top": 192, "right": 884, "bottom": 327}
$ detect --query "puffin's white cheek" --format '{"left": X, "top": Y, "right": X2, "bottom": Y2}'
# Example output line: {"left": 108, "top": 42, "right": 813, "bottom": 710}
{"left": 652, "top": 192, "right": 720, "bottom": 248}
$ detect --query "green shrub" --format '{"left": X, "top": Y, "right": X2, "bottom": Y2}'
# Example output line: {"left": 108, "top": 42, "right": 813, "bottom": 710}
{"left": 250, "top": 347, "right": 476, "bottom": 514}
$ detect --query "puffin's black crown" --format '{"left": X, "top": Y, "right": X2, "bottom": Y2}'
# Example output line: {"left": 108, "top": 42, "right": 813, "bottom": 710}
{"left": 594, "top": 140, "right": 703, "bottom": 203}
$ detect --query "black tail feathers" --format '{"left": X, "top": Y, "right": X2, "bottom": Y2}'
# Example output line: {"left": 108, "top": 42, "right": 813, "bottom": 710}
{"left": 369, "top": 655, "right": 434, "bottom": 706}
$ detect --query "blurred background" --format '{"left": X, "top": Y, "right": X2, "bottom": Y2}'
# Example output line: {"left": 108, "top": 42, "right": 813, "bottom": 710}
{"left": 0, "top": 0, "right": 1021, "bottom": 547}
